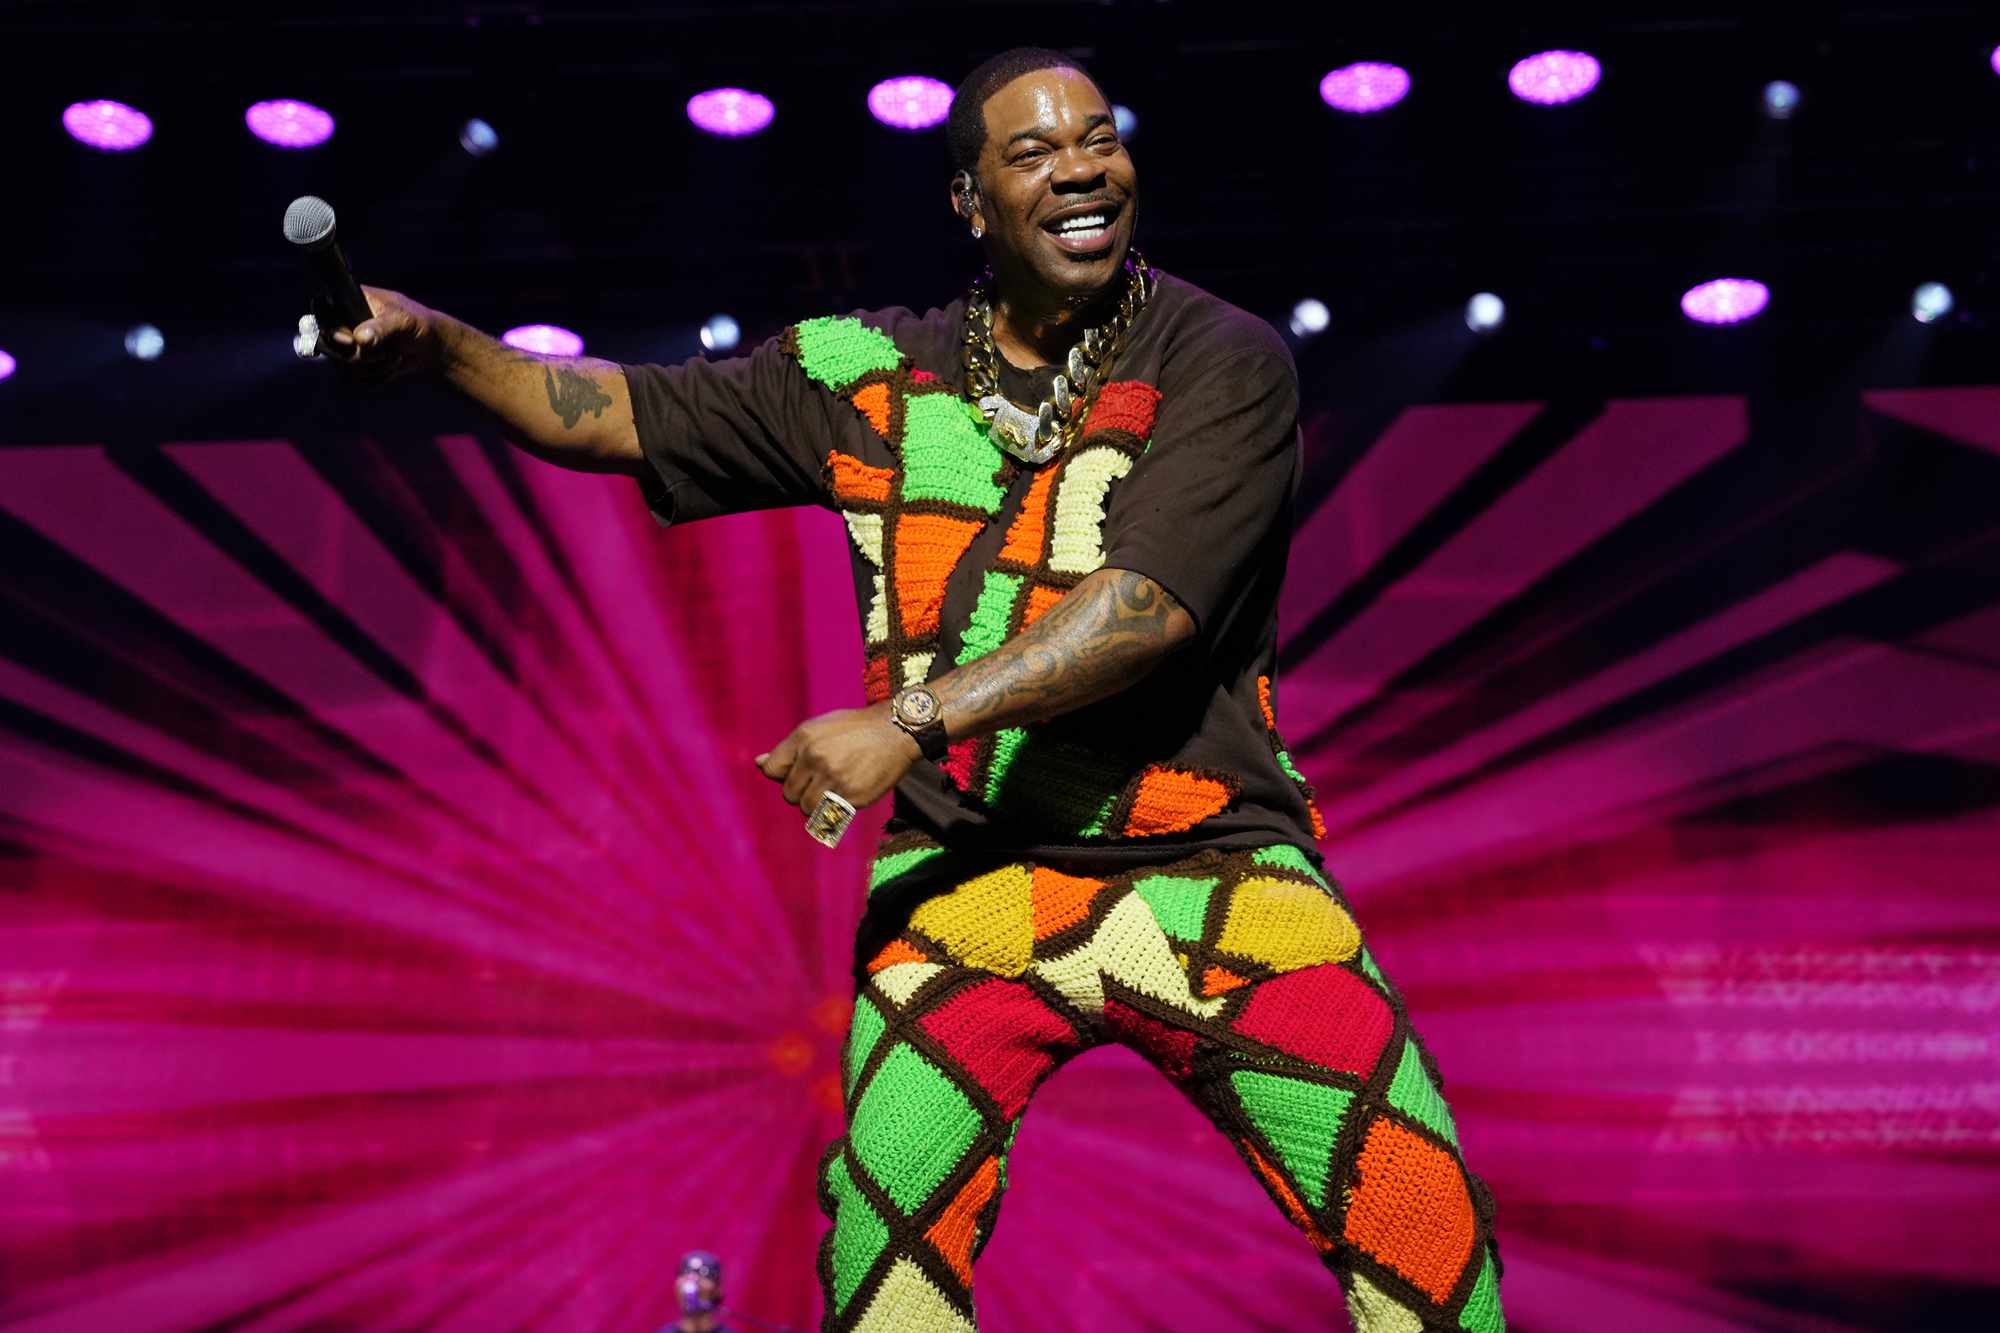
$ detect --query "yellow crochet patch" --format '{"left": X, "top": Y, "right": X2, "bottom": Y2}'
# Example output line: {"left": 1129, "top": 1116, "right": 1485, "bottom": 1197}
{"left": 908, "top": 864, "right": 1035, "bottom": 977}
{"left": 1217, "top": 876, "right": 1361, "bottom": 973}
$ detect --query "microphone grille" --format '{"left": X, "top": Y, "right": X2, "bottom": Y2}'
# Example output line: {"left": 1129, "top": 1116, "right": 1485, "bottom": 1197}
{"left": 283, "top": 195, "right": 336, "bottom": 247}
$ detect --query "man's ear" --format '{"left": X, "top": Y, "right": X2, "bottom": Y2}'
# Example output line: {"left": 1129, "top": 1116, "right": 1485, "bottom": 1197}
{"left": 951, "top": 171, "right": 984, "bottom": 233}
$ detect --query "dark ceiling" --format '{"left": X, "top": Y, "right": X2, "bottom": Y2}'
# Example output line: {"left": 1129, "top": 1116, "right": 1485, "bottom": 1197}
{"left": 3, "top": 1, "right": 1996, "bottom": 432}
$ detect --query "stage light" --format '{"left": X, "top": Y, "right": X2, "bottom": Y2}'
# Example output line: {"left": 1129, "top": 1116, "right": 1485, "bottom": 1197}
{"left": 502, "top": 324, "right": 585, "bottom": 357}
{"left": 1991, "top": 45, "right": 2000, "bottom": 77}
{"left": 1318, "top": 62, "right": 1411, "bottom": 114}
{"left": 1113, "top": 104, "right": 1138, "bottom": 138}
{"left": 1912, "top": 282, "right": 1954, "bottom": 324}
{"left": 62, "top": 99, "right": 152, "bottom": 151}
{"left": 1762, "top": 80, "right": 1801, "bottom": 119}
{"left": 701, "top": 314, "right": 742, "bottom": 352}
{"left": 1465, "top": 293, "right": 1506, "bottom": 334}
{"left": 868, "top": 76, "right": 952, "bottom": 131}
{"left": 687, "top": 88, "right": 774, "bottom": 138}
{"left": 1508, "top": 50, "right": 1601, "bottom": 105}
{"left": 124, "top": 325, "right": 165, "bottom": 361}
{"left": 459, "top": 118, "right": 499, "bottom": 156}
{"left": 0, "top": 349, "right": 14, "bottom": 382}
{"left": 246, "top": 99, "right": 334, "bottom": 148}
{"left": 1289, "top": 298, "right": 1331, "bottom": 338}
{"left": 1680, "top": 278, "right": 1769, "bottom": 326}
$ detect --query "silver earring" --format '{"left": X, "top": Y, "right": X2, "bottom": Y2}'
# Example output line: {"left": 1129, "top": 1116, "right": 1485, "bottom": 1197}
{"left": 971, "top": 224, "right": 983, "bottom": 239}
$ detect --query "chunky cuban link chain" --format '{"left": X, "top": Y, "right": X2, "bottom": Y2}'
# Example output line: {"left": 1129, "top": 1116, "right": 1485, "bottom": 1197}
{"left": 961, "top": 250, "right": 1155, "bottom": 465}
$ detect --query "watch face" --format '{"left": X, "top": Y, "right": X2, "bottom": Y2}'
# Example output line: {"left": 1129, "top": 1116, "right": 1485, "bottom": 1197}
{"left": 897, "top": 687, "right": 940, "bottom": 725}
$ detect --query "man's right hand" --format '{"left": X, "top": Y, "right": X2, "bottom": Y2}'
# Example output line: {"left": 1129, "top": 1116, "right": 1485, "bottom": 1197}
{"left": 304, "top": 285, "right": 447, "bottom": 383}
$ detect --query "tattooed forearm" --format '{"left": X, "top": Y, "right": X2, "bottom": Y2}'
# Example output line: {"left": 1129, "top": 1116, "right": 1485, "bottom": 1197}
{"left": 928, "top": 567, "right": 1196, "bottom": 740}
{"left": 540, "top": 363, "right": 615, "bottom": 429}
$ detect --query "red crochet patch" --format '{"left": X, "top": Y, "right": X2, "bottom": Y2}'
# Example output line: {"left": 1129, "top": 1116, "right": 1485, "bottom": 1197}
{"left": 1083, "top": 380, "right": 1163, "bottom": 441}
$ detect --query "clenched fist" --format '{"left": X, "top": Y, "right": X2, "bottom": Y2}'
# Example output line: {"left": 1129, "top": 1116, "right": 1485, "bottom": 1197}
{"left": 756, "top": 705, "right": 921, "bottom": 816}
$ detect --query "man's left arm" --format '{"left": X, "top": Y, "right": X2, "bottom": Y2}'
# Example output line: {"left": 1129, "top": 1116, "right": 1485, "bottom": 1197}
{"left": 755, "top": 566, "right": 1192, "bottom": 812}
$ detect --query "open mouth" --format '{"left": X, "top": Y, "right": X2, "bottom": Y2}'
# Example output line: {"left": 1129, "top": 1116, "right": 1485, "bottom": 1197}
{"left": 1042, "top": 203, "right": 1122, "bottom": 254}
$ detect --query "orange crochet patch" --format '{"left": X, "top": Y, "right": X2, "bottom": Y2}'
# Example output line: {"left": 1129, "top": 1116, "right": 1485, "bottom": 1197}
{"left": 1246, "top": 1141, "right": 1334, "bottom": 1252}
{"left": 1201, "top": 964, "right": 1250, "bottom": 996}
{"left": 1343, "top": 1116, "right": 1477, "bottom": 1302}
{"left": 862, "top": 654, "right": 891, "bottom": 704}
{"left": 827, "top": 450, "right": 893, "bottom": 503}
{"left": 1021, "top": 583, "right": 1065, "bottom": 629}
{"left": 924, "top": 1155, "right": 1001, "bottom": 1286}
{"left": 999, "top": 466, "right": 1059, "bottom": 565}
{"left": 894, "top": 512, "right": 984, "bottom": 637}
{"left": 1307, "top": 800, "right": 1329, "bottom": 841}
{"left": 1030, "top": 866, "right": 1101, "bottom": 940}
{"left": 867, "top": 937, "right": 928, "bottom": 973}
{"left": 1257, "top": 674, "right": 1280, "bottom": 732}
{"left": 1122, "top": 767, "right": 1237, "bottom": 837}
{"left": 850, "top": 381, "right": 894, "bottom": 437}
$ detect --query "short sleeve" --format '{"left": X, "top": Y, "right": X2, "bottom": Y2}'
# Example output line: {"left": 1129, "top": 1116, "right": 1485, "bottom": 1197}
{"left": 620, "top": 333, "right": 836, "bottom": 527}
{"left": 1098, "top": 333, "right": 1301, "bottom": 643}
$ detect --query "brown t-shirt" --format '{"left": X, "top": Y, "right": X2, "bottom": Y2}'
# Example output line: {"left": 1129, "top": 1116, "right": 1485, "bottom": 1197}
{"left": 624, "top": 268, "right": 1325, "bottom": 868}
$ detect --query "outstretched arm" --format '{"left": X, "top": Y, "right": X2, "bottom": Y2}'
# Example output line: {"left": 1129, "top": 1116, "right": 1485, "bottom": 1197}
{"left": 755, "top": 567, "right": 1195, "bottom": 814}
{"left": 314, "top": 285, "right": 645, "bottom": 473}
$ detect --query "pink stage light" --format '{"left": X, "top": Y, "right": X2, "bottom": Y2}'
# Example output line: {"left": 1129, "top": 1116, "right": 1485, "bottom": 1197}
{"left": 245, "top": 99, "right": 335, "bottom": 148}
{"left": 0, "top": 348, "right": 15, "bottom": 381}
{"left": 867, "top": 76, "right": 952, "bottom": 131}
{"left": 1508, "top": 50, "right": 1602, "bottom": 105}
{"left": 1680, "top": 278, "right": 1770, "bottom": 325}
{"left": 62, "top": 99, "right": 153, "bottom": 151}
{"left": 501, "top": 324, "right": 585, "bottom": 357}
{"left": 1991, "top": 44, "right": 1999, "bottom": 77}
{"left": 686, "top": 87, "right": 774, "bottom": 138}
{"left": 1318, "top": 62, "right": 1411, "bottom": 114}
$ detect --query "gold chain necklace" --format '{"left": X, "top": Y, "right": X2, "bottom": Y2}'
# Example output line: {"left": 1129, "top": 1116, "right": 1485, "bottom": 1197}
{"left": 961, "top": 250, "right": 1155, "bottom": 465}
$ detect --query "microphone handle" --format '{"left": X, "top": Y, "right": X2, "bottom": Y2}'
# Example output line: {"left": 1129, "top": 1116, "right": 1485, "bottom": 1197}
{"left": 305, "top": 238, "right": 374, "bottom": 328}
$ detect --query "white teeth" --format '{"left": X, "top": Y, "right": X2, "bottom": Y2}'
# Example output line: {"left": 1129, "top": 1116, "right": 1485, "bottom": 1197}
{"left": 1054, "top": 213, "right": 1109, "bottom": 233}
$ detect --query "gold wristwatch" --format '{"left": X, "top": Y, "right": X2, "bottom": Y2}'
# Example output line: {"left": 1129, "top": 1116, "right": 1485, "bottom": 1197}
{"left": 889, "top": 685, "right": 950, "bottom": 761}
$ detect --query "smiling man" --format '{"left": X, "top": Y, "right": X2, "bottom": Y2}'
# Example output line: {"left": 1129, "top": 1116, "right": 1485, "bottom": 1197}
{"left": 311, "top": 45, "right": 1503, "bottom": 1333}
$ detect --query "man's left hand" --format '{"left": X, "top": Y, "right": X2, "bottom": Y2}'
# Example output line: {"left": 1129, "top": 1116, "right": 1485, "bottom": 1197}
{"left": 756, "top": 705, "right": 922, "bottom": 814}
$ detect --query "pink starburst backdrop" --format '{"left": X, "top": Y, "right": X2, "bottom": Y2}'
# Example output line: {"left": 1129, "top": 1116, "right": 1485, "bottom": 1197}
{"left": 4, "top": 386, "right": 1998, "bottom": 1330}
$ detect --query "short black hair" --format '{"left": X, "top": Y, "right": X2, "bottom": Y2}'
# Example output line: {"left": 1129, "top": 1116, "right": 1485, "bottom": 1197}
{"left": 946, "top": 47, "right": 1096, "bottom": 176}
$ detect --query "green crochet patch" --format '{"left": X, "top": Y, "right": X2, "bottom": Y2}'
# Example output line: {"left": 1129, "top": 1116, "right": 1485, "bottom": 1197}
{"left": 824, "top": 1155, "right": 889, "bottom": 1313}
{"left": 1230, "top": 1069, "right": 1354, "bottom": 1210}
{"left": 1133, "top": 874, "right": 1220, "bottom": 942}
{"left": 792, "top": 316, "right": 903, "bottom": 391}
{"left": 1386, "top": 1037, "right": 1458, "bottom": 1146}
{"left": 845, "top": 996, "right": 887, "bottom": 1094}
{"left": 1459, "top": 1250, "right": 1503, "bottom": 1333}
{"left": 868, "top": 844, "right": 947, "bottom": 894}
{"left": 1252, "top": 843, "right": 1330, "bottom": 890}
{"left": 900, "top": 393, "right": 1007, "bottom": 511}
{"left": 850, "top": 1043, "right": 982, "bottom": 1214}
{"left": 958, "top": 571, "right": 1024, "bottom": 665}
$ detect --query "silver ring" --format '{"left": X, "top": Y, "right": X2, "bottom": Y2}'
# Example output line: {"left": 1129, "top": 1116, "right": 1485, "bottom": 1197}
{"left": 293, "top": 313, "right": 321, "bottom": 360}
{"left": 804, "top": 791, "right": 857, "bottom": 849}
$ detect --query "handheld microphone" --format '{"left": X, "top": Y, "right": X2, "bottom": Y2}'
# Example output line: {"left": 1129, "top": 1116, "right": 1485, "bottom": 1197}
{"left": 282, "top": 195, "right": 372, "bottom": 330}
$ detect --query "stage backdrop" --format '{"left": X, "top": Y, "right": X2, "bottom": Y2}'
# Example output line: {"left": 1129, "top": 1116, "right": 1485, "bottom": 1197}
{"left": 3, "top": 386, "right": 1997, "bottom": 1332}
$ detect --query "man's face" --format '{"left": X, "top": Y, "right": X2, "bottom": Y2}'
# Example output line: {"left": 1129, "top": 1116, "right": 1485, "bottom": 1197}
{"left": 968, "top": 67, "right": 1137, "bottom": 304}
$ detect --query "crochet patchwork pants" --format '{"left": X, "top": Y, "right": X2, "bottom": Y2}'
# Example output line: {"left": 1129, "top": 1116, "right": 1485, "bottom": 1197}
{"left": 818, "top": 843, "right": 1505, "bottom": 1332}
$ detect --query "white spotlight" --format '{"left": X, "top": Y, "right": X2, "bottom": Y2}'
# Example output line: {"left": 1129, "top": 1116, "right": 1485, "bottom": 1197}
{"left": 1112, "top": 104, "right": 1138, "bottom": 138}
{"left": 1465, "top": 292, "right": 1506, "bottom": 334}
{"left": 700, "top": 313, "right": 742, "bottom": 352}
{"left": 459, "top": 118, "right": 499, "bottom": 156}
{"left": 1762, "top": 80, "right": 1801, "bottom": 120}
{"left": 1912, "top": 282, "right": 1954, "bottom": 325}
{"left": 124, "top": 324, "right": 164, "bottom": 360}
{"left": 1289, "top": 298, "right": 1330, "bottom": 338}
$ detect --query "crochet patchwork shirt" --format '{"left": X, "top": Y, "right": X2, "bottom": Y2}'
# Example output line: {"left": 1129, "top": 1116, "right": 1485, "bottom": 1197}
{"left": 624, "top": 268, "right": 1323, "bottom": 868}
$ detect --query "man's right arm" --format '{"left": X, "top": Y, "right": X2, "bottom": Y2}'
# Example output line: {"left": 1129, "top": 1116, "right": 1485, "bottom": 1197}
{"left": 318, "top": 285, "right": 644, "bottom": 476}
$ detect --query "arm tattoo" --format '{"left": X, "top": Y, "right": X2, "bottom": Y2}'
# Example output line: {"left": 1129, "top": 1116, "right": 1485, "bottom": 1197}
{"left": 541, "top": 363, "right": 614, "bottom": 429}
{"left": 929, "top": 567, "right": 1195, "bottom": 740}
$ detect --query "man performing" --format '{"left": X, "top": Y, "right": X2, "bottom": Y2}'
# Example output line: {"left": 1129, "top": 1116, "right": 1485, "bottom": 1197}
{"left": 310, "top": 46, "right": 1503, "bottom": 1333}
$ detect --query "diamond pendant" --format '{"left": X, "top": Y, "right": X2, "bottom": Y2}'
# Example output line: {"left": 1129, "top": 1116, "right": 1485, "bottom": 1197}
{"left": 978, "top": 395, "right": 1062, "bottom": 465}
